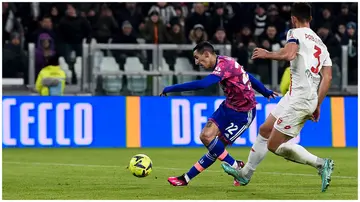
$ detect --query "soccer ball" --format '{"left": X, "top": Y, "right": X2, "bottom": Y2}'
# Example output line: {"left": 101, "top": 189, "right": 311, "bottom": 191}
{"left": 128, "top": 154, "right": 153, "bottom": 177}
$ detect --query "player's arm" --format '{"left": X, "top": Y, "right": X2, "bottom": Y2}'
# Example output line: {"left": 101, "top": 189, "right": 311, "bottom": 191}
{"left": 162, "top": 74, "right": 221, "bottom": 94}
{"left": 269, "top": 42, "right": 298, "bottom": 61}
{"left": 252, "top": 43, "right": 298, "bottom": 61}
{"left": 317, "top": 66, "right": 332, "bottom": 106}
{"left": 252, "top": 29, "right": 298, "bottom": 61}
{"left": 248, "top": 74, "right": 276, "bottom": 98}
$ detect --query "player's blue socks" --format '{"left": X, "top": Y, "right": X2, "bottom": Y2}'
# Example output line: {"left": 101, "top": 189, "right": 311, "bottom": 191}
{"left": 185, "top": 152, "right": 216, "bottom": 181}
{"left": 184, "top": 137, "right": 237, "bottom": 182}
{"left": 207, "top": 137, "right": 236, "bottom": 166}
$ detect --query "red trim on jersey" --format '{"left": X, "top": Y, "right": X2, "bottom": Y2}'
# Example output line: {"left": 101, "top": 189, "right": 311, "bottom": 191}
{"left": 289, "top": 72, "right": 292, "bottom": 95}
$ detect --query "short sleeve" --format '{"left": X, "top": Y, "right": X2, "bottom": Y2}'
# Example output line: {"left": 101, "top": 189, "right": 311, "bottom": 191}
{"left": 286, "top": 29, "right": 299, "bottom": 45}
{"left": 323, "top": 53, "right": 332, "bottom": 67}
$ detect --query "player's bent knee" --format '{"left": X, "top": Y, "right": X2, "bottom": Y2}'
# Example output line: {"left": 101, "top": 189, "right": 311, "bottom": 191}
{"left": 200, "top": 132, "right": 216, "bottom": 146}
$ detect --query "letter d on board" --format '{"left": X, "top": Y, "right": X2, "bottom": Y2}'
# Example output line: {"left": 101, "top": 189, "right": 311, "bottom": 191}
{"left": 171, "top": 99, "right": 191, "bottom": 145}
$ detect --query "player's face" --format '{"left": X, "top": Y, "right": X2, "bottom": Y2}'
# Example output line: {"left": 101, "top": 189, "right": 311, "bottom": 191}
{"left": 193, "top": 50, "right": 212, "bottom": 69}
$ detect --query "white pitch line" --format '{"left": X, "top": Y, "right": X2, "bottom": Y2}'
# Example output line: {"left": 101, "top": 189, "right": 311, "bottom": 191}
{"left": 3, "top": 161, "right": 357, "bottom": 179}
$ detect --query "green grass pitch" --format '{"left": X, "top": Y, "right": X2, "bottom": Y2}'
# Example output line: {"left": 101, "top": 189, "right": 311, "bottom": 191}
{"left": 2, "top": 147, "right": 358, "bottom": 200}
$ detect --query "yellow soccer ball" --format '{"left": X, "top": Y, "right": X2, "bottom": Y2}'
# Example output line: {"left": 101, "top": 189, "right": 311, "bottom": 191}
{"left": 128, "top": 154, "right": 153, "bottom": 177}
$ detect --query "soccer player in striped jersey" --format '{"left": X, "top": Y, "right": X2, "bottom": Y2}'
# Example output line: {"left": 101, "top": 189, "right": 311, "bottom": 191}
{"left": 161, "top": 41, "right": 277, "bottom": 186}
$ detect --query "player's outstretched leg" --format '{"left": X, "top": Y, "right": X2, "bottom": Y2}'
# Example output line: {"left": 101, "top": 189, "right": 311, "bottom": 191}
{"left": 268, "top": 128, "right": 334, "bottom": 192}
{"left": 168, "top": 152, "right": 216, "bottom": 186}
{"left": 168, "top": 121, "right": 242, "bottom": 186}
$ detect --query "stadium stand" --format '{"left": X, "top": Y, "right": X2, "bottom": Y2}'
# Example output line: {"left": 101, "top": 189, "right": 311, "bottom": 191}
{"left": 2, "top": 2, "right": 358, "bottom": 95}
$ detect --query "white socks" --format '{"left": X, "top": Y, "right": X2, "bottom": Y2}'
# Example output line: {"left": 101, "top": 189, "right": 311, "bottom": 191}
{"left": 275, "top": 142, "right": 324, "bottom": 169}
{"left": 241, "top": 134, "right": 325, "bottom": 181}
{"left": 241, "top": 134, "right": 269, "bottom": 180}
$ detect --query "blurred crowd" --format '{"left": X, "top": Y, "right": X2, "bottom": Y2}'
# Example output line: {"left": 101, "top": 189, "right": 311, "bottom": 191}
{"left": 3, "top": 2, "right": 358, "bottom": 86}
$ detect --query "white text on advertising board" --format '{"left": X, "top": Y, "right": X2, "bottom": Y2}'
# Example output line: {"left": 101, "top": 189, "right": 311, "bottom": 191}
{"left": 3, "top": 99, "right": 93, "bottom": 146}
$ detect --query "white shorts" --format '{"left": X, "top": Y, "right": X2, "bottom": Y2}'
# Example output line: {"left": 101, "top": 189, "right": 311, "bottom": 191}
{"left": 271, "top": 93, "right": 317, "bottom": 137}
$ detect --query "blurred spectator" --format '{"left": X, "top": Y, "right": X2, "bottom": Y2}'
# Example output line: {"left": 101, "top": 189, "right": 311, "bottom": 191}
{"left": 234, "top": 25, "right": 253, "bottom": 48}
{"left": 114, "top": 3, "right": 143, "bottom": 36}
{"left": 335, "top": 4, "right": 357, "bottom": 28}
{"left": 141, "top": 8, "right": 168, "bottom": 44}
{"left": 279, "top": 3, "right": 291, "bottom": 22}
{"left": 335, "top": 24, "right": 347, "bottom": 43}
{"left": 15, "top": 3, "right": 42, "bottom": 45}
{"left": 173, "top": 3, "right": 189, "bottom": 22}
{"left": 185, "top": 3, "right": 211, "bottom": 37}
{"left": 48, "top": 4, "right": 63, "bottom": 26}
{"left": 266, "top": 4, "right": 285, "bottom": 36}
{"left": 31, "top": 16, "right": 57, "bottom": 47}
{"left": 164, "top": 20, "right": 187, "bottom": 70}
{"left": 112, "top": 21, "right": 139, "bottom": 70}
{"left": 35, "top": 54, "right": 66, "bottom": 96}
{"left": 58, "top": 5, "right": 91, "bottom": 63}
{"left": 210, "top": 27, "right": 230, "bottom": 45}
{"left": 35, "top": 33, "right": 56, "bottom": 78}
{"left": 315, "top": 7, "right": 334, "bottom": 32}
{"left": 92, "top": 6, "right": 119, "bottom": 43}
{"left": 188, "top": 24, "right": 208, "bottom": 44}
{"left": 170, "top": 5, "right": 186, "bottom": 28}
{"left": 344, "top": 22, "right": 357, "bottom": 84}
{"left": 210, "top": 3, "right": 232, "bottom": 38}
{"left": 167, "top": 20, "right": 186, "bottom": 44}
{"left": 149, "top": 3, "right": 176, "bottom": 26}
{"left": 3, "top": 3, "right": 23, "bottom": 44}
{"left": 141, "top": 9, "right": 168, "bottom": 70}
{"left": 317, "top": 24, "right": 341, "bottom": 63}
{"left": 254, "top": 5, "right": 267, "bottom": 37}
{"left": 259, "top": 25, "right": 281, "bottom": 51}
{"left": 75, "top": 3, "right": 100, "bottom": 19}
{"left": 254, "top": 25, "right": 280, "bottom": 84}
{"left": 232, "top": 25, "right": 254, "bottom": 70}
{"left": 3, "top": 32, "right": 28, "bottom": 82}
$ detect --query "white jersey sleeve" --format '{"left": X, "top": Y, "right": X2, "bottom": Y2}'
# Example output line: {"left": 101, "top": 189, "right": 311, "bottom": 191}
{"left": 286, "top": 29, "right": 300, "bottom": 45}
{"left": 323, "top": 53, "right": 333, "bottom": 67}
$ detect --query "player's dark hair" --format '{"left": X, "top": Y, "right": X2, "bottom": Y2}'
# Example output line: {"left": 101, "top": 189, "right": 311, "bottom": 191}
{"left": 291, "top": 3, "right": 312, "bottom": 23}
{"left": 193, "top": 41, "right": 215, "bottom": 54}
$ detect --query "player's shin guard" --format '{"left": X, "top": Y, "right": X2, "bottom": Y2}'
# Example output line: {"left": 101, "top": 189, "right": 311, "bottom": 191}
{"left": 207, "top": 137, "right": 237, "bottom": 168}
{"left": 242, "top": 134, "right": 268, "bottom": 179}
{"left": 185, "top": 152, "right": 216, "bottom": 182}
{"left": 275, "top": 142, "right": 325, "bottom": 169}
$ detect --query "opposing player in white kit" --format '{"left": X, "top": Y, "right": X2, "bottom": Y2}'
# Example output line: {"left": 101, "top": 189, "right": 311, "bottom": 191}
{"left": 222, "top": 3, "right": 334, "bottom": 192}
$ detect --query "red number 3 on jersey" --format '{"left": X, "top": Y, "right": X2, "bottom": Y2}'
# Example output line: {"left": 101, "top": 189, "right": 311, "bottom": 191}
{"left": 311, "top": 45, "right": 322, "bottom": 74}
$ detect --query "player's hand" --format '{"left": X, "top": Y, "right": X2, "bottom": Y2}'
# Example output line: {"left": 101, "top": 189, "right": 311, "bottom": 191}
{"left": 252, "top": 48, "right": 269, "bottom": 60}
{"left": 311, "top": 106, "right": 320, "bottom": 122}
{"left": 160, "top": 92, "right": 167, "bottom": 96}
{"left": 267, "top": 91, "right": 279, "bottom": 101}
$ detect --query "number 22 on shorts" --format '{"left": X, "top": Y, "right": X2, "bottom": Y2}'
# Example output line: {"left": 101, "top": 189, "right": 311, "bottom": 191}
{"left": 224, "top": 123, "right": 238, "bottom": 139}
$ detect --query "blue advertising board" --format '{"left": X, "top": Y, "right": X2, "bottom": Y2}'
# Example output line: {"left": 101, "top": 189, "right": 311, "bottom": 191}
{"left": 2, "top": 96, "right": 357, "bottom": 148}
